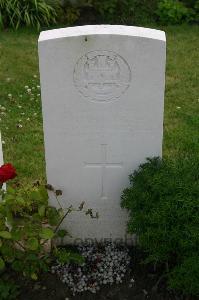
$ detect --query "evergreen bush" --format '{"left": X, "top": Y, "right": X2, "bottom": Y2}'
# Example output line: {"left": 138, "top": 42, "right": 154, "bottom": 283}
{"left": 121, "top": 157, "right": 199, "bottom": 296}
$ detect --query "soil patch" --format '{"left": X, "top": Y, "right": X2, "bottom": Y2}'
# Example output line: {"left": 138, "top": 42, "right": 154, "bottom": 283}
{"left": 18, "top": 247, "right": 183, "bottom": 300}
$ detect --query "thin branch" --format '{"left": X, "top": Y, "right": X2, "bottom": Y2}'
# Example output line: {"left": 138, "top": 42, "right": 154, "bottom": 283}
{"left": 152, "top": 274, "right": 166, "bottom": 292}
{"left": 55, "top": 195, "right": 63, "bottom": 210}
{"left": 15, "top": 241, "right": 26, "bottom": 251}
{"left": 54, "top": 206, "right": 73, "bottom": 234}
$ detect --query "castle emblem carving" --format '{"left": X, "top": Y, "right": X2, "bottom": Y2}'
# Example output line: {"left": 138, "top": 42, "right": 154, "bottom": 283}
{"left": 74, "top": 50, "right": 131, "bottom": 102}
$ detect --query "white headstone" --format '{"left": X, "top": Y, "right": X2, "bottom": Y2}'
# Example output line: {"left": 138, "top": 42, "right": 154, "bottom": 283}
{"left": 0, "top": 132, "right": 5, "bottom": 193}
{"left": 38, "top": 25, "right": 166, "bottom": 244}
{"left": 0, "top": 132, "right": 3, "bottom": 167}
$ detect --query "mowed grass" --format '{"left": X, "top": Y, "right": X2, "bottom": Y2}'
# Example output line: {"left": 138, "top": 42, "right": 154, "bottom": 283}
{"left": 0, "top": 28, "right": 45, "bottom": 186}
{"left": 0, "top": 25, "right": 198, "bottom": 187}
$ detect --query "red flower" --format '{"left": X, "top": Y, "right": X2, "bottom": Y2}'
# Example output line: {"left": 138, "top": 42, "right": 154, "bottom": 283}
{"left": 0, "top": 163, "right": 17, "bottom": 184}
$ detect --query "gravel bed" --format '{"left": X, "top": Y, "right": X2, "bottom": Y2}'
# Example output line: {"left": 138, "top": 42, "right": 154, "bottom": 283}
{"left": 52, "top": 242, "right": 131, "bottom": 296}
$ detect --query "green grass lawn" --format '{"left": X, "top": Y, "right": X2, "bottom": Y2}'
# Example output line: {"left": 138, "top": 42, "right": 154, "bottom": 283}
{"left": 0, "top": 25, "right": 198, "bottom": 187}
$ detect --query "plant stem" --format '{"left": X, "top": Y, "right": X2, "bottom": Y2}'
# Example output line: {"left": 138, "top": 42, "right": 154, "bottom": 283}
{"left": 54, "top": 206, "right": 73, "bottom": 234}
{"left": 55, "top": 195, "right": 63, "bottom": 210}
{"left": 15, "top": 241, "right": 26, "bottom": 251}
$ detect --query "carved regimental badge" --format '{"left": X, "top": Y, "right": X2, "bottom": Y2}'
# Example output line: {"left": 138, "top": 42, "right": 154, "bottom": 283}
{"left": 74, "top": 50, "right": 131, "bottom": 102}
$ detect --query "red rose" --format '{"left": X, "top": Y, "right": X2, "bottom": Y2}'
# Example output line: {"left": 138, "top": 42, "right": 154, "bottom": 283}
{"left": 0, "top": 163, "right": 17, "bottom": 184}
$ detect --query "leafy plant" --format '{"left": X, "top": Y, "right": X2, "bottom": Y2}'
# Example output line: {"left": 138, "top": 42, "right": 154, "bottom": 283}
{"left": 121, "top": 157, "right": 199, "bottom": 296}
{"left": 54, "top": 247, "right": 85, "bottom": 265}
{"left": 0, "top": 164, "right": 98, "bottom": 280}
{"left": 92, "top": 0, "right": 159, "bottom": 24}
{"left": 0, "top": 279, "right": 19, "bottom": 300}
{"left": 0, "top": 0, "right": 58, "bottom": 30}
{"left": 59, "top": 0, "right": 81, "bottom": 25}
{"left": 93, "top": 0, "right": 119, "bottom": 23}
{"left": 157, "top": 0, "right": 194, "bottom": 24}
{"left": 59, "top": 0, "right": 159, "bottom": 26}
{"left": 193, "top": 0, "right": 199, "bottom": 22}
{"left": 168, "top": 256, "right": 199, "bottom": 296}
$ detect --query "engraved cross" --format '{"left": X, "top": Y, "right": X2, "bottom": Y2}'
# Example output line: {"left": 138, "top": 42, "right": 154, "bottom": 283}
{"left": 84, "top": 144, "right": 123, "bottom": 200}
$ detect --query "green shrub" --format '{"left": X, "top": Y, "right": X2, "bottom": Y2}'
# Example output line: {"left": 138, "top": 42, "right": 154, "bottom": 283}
{"left": 157, "top": 0, "right": 194, "bottom": 24}
{"left": 48, "top": 0, "right": 199, "bottom": 26}
{"left": 0, "top": 279, "right": 19, "bottom": 300}
{"left": 168, "top": 256, "right": 199, "bottom": 296}
{"left": 0, "top": 0, "right": 58, "bottom": 30}
{"left": 0, "top": 163, "right": 98, "bottom": 282}
{"left": 59, "top": 0, "right": 159, "bottom": 26}
{"left": 182, "top": 0, "right": 199, "bottom": 23}
{"left": 0, "top": 182, "right": 97, "bottom": 280}
{"left": 121, "top": 157, "right": 199, "bottom": 296}
{"left": 92, "top": 0, "right": 119, "bottom": 23}
{"left": 59, "top": 0, "right": 81, "bottom": 25}
{"left": 0, "top": 184, "right": 62, "bottom": 279}
{"left": 181, "top": 0, "right": 197, "bottom": 9}
{"left": 193, "top": 0, "right": 199, "bottom": 22}
{"left": 92, "top": 0, "right": 159, "bottom": 24}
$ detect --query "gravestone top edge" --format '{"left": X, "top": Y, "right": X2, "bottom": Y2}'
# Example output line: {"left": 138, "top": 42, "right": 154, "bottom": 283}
{"left": 39, "top": 25, "right": 166, "bottom": 43}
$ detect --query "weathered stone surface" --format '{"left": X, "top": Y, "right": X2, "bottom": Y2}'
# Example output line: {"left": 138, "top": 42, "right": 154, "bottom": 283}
{"left": 38, "top": 25, "right": 166, "bottom": 243}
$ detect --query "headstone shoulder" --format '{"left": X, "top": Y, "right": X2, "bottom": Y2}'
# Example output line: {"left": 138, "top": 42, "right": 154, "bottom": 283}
{"left": 39, "top": 25, "right": 166, "bottom": 43}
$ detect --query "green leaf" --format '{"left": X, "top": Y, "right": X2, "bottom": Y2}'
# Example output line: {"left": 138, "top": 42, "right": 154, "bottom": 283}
{"left": 11, "top": 229, "right": 23, "bottom": 241}
{"left": 12, "top": 260, "right": 22, "bottom": 272}
{"left": 38, "top": 205, "right": 46, "bottom": 217}
{"left": 39, "top": 227, "right": 54, "bottom": 239}
{"left": 55, "top": 249, "right": 85, "bottom": 265}
{"left": 38, "top": 186, "right": 48, "bottom": 201}
{"left": 29, "top": 191, "right": 40, "bottom": 201}
{"left": 31, "top": 273, "right": 38, "bottom": 280}
{"left": 1, "top": 243, "right": 15, "bottom": 261}
{"left": 0, "top": 257, "right": 5, "bottom": 270}
{"left": 0, "top": 231, "right": 12, "bottom": 239}
{"left": 46, "top": 207, "right": 60, "bottom": 226}
{"left": 32, "top": 213, "right": 42, "bottom": 222}
{"left": 70, "top": 252, "right": 85, "bottom": 264}
{"left": 57, "top": 229, "right": 68, "bottom": 238}
{"left": 27, "top": 238, "right": 39, "bottom": 251}
{"left": 6, "top": 187, "right": 15, "bottom": 194}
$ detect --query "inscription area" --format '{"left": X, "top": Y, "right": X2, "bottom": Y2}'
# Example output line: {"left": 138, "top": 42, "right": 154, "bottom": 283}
{"left": 84, "top": 144, "right": 123, "bottom": 200}
{"left": 74, "top": 50, "right": 131, "bottom": 102}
